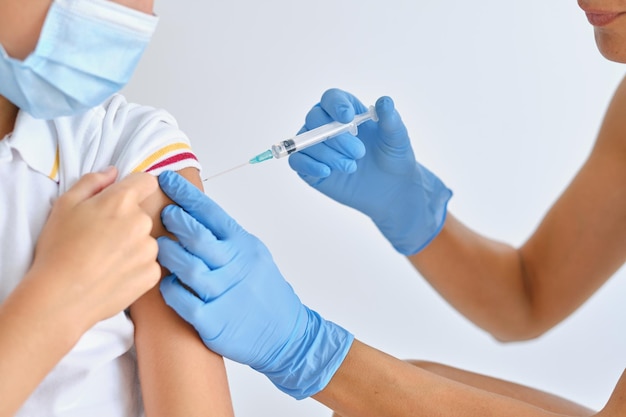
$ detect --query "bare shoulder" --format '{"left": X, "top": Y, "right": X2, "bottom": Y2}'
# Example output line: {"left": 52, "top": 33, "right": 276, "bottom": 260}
{"left": 580, "top": 73, "right": 626, "bottom": 212}
{"left": 140, "top": 167, "right": 202, "bottom": 239}
{"left": 594, "top": 75, "right": 626, "bottom": 154}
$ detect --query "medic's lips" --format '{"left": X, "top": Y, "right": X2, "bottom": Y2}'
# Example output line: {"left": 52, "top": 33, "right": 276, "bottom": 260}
{"left": 585, "top": 11, "right": 626, "bottom": 27}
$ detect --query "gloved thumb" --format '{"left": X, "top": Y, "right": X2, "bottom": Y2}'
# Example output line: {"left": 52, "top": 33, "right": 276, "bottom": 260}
{"left": 374, "top": 96, "right": 411, "bottom": 151}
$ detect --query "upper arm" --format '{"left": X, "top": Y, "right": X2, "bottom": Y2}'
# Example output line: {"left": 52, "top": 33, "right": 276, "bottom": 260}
{"left": 142, "top": 167, "right": 203, "bottom": 240}
{"left": 406, "top": 77, "right": 626, "bottom": 341}
{"left": 132, "top": 167, "right": 235, "bottom": 417}
{"left": 520, "top": 75, "right": 626, "bottom": 331}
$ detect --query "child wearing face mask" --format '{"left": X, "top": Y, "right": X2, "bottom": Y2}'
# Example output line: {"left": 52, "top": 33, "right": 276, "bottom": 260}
{"left": 0, "top": 1, "right": 233, "bottom": 416}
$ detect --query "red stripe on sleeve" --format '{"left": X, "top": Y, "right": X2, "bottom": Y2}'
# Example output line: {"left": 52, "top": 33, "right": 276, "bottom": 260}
{"left": 145, "top": 152, "right": 198, "bottom": 173}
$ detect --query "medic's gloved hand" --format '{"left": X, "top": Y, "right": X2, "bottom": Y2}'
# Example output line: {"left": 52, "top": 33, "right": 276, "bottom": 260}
{"left": 156, "top": 171, "right": 354, "bottom": 399}
{"left": 289, "top": 89, "right": 452, "bottom": 255}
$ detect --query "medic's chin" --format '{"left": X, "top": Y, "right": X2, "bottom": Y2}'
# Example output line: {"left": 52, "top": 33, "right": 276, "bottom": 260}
{"left": 594, "top": 30, "right": 626, "bottom": 63}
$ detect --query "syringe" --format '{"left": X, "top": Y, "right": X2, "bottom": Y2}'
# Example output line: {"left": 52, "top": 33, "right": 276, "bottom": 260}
{"left": 203, "top": 105, "right": 377, "bottom": 181}
{"left": 249, "top": 105, "right": 378, "bottom": 164}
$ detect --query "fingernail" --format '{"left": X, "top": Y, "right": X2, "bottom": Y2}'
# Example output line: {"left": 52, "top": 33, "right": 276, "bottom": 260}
{"left": 336, "top": 105, "right": 352, "bottom": 122}
{"left": 376, "top": 96, "right": 394, "bottom": 113}
{"left": 102, "top": 165, "right": 116, "bottom": 175}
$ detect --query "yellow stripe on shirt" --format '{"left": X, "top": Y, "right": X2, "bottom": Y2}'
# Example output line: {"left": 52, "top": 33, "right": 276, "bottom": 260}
{"left": 132, "top": 142, "right": 192, "bottom": 173}
{"left": 48, "top": 145, "right": 60, "bottom": 181}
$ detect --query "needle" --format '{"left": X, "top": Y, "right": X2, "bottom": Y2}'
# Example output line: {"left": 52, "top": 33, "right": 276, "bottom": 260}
{"left": 202, "top": 162, "right": 249, "bottom": 181}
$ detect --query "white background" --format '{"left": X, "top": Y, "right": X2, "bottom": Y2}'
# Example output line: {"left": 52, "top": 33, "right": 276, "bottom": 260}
{"left": 123, "top": 1, "right": 626, "bottom": 415}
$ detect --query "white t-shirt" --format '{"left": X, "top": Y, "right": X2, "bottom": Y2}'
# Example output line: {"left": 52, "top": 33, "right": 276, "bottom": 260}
{"left": 0, "top": 94, "right": 202, "bottom": 417}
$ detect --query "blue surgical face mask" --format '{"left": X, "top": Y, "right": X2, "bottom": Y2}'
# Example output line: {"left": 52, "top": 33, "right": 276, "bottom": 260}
{"left": 0, "top": 0, "right": 158, "bottom": 119}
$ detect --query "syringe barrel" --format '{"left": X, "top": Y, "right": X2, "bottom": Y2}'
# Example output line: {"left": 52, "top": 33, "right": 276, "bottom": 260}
{"left": 270, "top": 106, "right": 377, "bottom": 159}
{"left": 271, "top": 121, "right": 357, "bottom": 159}
{"left": 271, "top": 139, "right": 296, "bottom": 159}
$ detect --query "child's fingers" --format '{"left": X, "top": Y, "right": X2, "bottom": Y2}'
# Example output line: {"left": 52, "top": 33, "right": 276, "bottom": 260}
{"left": 57, "top": 166, "right": 118, "bottom": 208}
{"left": 98, "top": 171, "right": 159, "bottom": 206}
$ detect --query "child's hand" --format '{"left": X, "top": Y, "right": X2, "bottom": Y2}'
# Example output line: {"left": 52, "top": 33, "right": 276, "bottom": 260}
{"left": 26, "top": 167, "right": 161, "bottom": 333}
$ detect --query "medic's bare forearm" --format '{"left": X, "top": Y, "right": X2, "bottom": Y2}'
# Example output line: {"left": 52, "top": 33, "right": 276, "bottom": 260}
{"left": 409, "top": 214, "right": 535, "bottom": 341}
{"left": 313, "top": 340, "right": 577, "bottom": 417}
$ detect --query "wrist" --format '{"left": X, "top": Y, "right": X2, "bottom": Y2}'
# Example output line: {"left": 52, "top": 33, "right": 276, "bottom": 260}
{"left": 373, "top": 163, "right": 452, "bottom": 256}
{"left": 260, "top": 307, "right": 354, "bottom": 400}
{"left": 16, "top": 267, "right": 93, "bottom": 344}
{"left": 0, "top": 271, "right": 90, "bottom": 416}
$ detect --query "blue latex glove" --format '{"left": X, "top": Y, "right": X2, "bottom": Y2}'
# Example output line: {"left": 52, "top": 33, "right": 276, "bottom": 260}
{"left": 289, "top": 89, "right": 452, "bottom": 255}
{"left": 156, "top": 171, "right": 354, "bottom": 399}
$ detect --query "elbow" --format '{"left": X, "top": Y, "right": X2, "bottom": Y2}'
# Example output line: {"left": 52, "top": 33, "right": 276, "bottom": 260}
{"left": 491, "top": 249, "right": 553, "bottom": 343}
{"left": 491, "top": 331, "right": 544, "bottom": 344}
{"left": 487, "top": 319, "right": 553, "bottom": 344}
